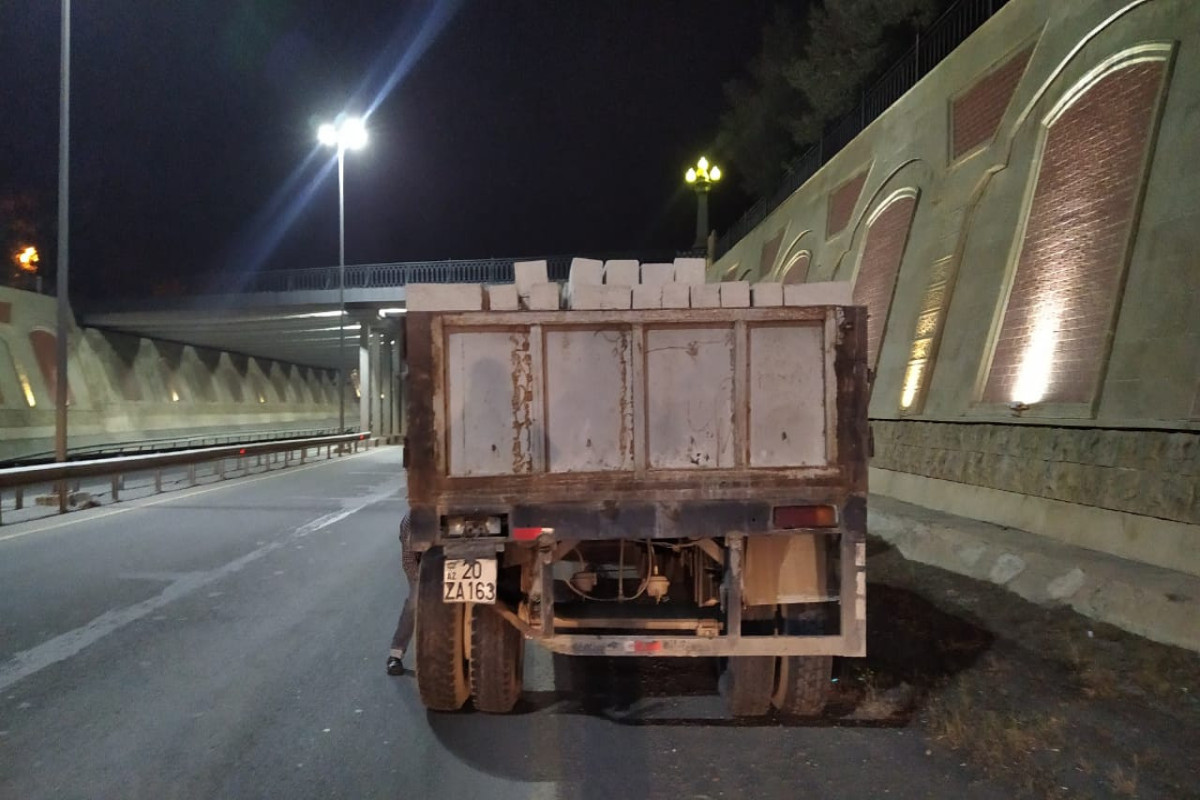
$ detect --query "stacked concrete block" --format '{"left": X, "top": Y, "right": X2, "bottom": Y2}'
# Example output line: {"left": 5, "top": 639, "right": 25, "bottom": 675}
{"left": 406, "top": 283, "right": 485, "bottom": 312}
{"left": 640, "top": 262, "right": 675, "bottom": 286}
{"left": 571, "top": 284, "right": 632, "bottom": 310}
{"left": 514, "top": 260, "right": 549, "bottom": 297}
{"left": 566, "top": 257, "right": 603, "bottom": 308}
{"left": 752, "top": 282, "right": 784, "bottom": 307}
{"left": 673, "top": 257, "right": 707, "bottom": 285}
{"left": 720, "top": 281, "right": 751, "bottom": 308}
{"left": 783, "top": 281, "right": 854, "bottom": 307}
{"left": 486, "top": 284, "right": 519, "bottom": 311}
{"left": 524, "top": 282, "right": 562, "bottom": 311}
{"left": 632, "top": 284, "right": 663, "bottom": 309}
{"left": 568, "top": 257, "right": 603, "bottom": 288}
{"left": 603, "top": 259, "right": 640, "bottom": 286}
{"left": 690, "top": 284, "right": 721, "bottom": 309}
{"left": 661, "top": 283, "right": 691, "bottom": 309}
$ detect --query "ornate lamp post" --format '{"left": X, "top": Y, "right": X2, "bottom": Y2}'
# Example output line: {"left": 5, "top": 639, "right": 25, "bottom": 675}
{"left": 684, "top": 156, "right": 722, "bottom": 249}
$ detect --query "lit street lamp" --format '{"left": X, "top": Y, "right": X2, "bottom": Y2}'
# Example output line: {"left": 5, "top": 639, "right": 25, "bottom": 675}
{"left": 317, "top": 115, "right": 368, "bottom": 432}
{"left": 684, "top": 156, "right": 722, "bottom": 250}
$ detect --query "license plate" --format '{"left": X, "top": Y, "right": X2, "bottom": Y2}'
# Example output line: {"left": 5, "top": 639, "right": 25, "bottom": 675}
{"left": 442, "top": 558, "right": 497, "bottom": 604}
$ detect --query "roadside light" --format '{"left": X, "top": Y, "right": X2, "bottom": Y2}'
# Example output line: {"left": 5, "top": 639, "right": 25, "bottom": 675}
{"left": 685, "top": 168, "right": 697, "bottom": 184}
{"left": 15, "top": 246, "right": 39, "bottom": 273}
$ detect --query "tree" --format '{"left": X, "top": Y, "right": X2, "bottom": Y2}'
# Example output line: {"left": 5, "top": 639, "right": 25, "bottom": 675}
{"left": 719, "top": 0, "right": 949, "bottom": 200}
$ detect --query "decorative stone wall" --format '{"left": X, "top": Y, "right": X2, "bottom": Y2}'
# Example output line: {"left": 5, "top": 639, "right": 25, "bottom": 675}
{"left": 871, "top": 419, "right": 1200, "bottom": 525}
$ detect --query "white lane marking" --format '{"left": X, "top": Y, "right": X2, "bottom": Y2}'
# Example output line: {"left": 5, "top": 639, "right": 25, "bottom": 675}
{"left": 0, "top": 489, "right": 392, "bottom": 693}
{"left": 0, "top": 449, "right": 389, "bottom": 545}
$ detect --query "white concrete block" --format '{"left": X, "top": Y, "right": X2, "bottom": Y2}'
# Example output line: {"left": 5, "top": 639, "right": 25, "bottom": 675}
{"left": 640, "top": 262, "right": 675, "bottom": 286}
{"left": 661, "top": 283, "right": 691, "bottom": 309}
{"left": 406, "top": 283, "right": 484, "bottom": 312}
{"left": 523, "top": 282, "right": 562, "bottom": 311}
{"left": 486, "top": 284, "right": 519, "bottom": 311}
{"left": 632, "top": 284, "right": 663, "bottom": 309}
{"left": 752, "top": 282, "right": 784, "bottom": 307}
{"left": 514, "top": 260, "right": 549, "bottom": 297}
{"left": 673, "top": 257, "right": 708, "bottom": 285}
{"left": 783, "top": 281, "right": 855, "bottom": 307}
{"left": 690, "top": 284, "right": 721, "bottom": 309}
{"left": 568, "top": 257, "right": 603, "bottom": 287}
{"left": 570, "top": 284, "right": 632, "bottom": 310}
{"left": 720, "top": 281, "right": 751, "bottom": 308}
{"left": 603, "top": 259, "right": 640, "bottom": 286}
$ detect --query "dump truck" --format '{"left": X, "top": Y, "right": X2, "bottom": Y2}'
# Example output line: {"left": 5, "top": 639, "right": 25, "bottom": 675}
{"left": 403, "top": 295, "right": 869, "bottom": 716}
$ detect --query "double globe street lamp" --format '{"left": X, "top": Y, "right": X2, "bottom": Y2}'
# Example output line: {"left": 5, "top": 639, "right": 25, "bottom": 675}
{"left": 317, "top": 115, "right": 368, "bottom": 432}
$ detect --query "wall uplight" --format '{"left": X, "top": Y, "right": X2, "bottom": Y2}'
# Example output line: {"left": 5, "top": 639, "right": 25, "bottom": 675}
{"left": 1010, "top": 298, "right": 1061, "bottom": 406}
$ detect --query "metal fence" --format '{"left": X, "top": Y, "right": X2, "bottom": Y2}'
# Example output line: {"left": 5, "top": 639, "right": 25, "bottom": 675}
{"left": 715, "top": 0, "right": 1010, "bottom": 258}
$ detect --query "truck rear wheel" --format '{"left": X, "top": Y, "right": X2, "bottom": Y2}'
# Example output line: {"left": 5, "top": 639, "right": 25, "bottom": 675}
{"left": 771, "top": 604, "right": 832, "bottom": 716}
{"left": 772, "top": 655, "right": 832, "bottom": 716}
{"left": 721, "top": 657, "right": 775, "bottom": 717}
{"left": 415, "top": 549, "right": 469, "bottom": 711}
{"left": 469, "top": 604, "right": 524, "bottom": 713}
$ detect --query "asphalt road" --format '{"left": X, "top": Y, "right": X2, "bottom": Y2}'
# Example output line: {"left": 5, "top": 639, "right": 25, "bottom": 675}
{"left": 0, "top": 447, "right": 1003, "bottom": 799}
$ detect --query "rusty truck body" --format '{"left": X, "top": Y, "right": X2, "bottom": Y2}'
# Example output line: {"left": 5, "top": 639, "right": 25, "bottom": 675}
{"left": 404, "top": 302, "right": 870, "bottom": 715}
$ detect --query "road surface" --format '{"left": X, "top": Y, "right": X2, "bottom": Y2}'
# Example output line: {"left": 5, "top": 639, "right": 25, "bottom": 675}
{"left": 0, "top": 447, "right": 1003, "bottom": 799}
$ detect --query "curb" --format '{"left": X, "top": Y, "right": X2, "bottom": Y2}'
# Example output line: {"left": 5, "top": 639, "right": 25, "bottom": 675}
{"left": 869, "top": 495, "right": 1200, "bottom": 653}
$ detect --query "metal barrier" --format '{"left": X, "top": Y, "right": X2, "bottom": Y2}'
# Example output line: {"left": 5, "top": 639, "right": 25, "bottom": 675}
{"left": 10, "top": 426, "right": 348, "bottom": 467}
{"left": 715, "top": 0, "right": 1010, "bottom": 258}
{"left": 0, "top": 432, "right": 376, "bottom": 522}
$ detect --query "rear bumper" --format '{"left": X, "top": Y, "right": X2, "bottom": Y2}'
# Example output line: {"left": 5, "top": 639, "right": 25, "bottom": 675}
{"left": 408, "top": 495, "right": 866, "bottom": 549}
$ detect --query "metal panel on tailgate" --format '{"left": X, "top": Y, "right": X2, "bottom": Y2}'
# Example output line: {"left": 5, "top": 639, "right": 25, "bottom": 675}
{"left": 748, "top": 323, "right": 827, "bottom": 467}
{"left": 544, "top": 328, "right": 634, "bottom": 472}
{"left": 446, "top": 330, "right": 535, "bottom": 477}
{"left": 644, "top": 326, "right": 736, "bottom": 469}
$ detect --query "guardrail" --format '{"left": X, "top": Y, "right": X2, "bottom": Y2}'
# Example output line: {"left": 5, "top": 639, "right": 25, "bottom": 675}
{"left": 9, "top": 426, "right": 349, "bottom": 467}
{"left": 0, "top": 432, "right": 376, "bottom": 523}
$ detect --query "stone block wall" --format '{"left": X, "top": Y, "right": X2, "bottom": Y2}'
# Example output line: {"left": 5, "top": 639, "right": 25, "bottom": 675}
{"left": 871, "top": 420, "right": 1200, "bottom": 526}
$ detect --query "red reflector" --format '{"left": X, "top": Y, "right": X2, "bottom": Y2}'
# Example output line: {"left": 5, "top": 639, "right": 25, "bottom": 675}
{"left": 513, "top": 527, "right": 549, "bottom": 541}
{"left": 238, "top": 448, "right": 246, "bottom": 455}
{"left": 773, "top": 505, "right": 838, "bottom": 529}
{"left": 633, "top": 640, "right": 662, "bottom": 653}
{"left": 360, "top": 434, "right": 366, "bottom": 440}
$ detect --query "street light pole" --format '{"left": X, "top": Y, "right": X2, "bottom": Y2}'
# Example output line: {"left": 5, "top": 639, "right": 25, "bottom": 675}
{"left": 318, "top": 116, "right": 367, "bottom": 433}
{"left": 337, "top": 145, "right": 346, "bottom": 432}
{"left": 55, "top": 0, "right": 71, "bottom": 489}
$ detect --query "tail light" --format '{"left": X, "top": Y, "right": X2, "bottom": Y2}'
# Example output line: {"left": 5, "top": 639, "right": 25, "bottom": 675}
{"left": 773, "top": 504, "right": 838, "bottom": 529}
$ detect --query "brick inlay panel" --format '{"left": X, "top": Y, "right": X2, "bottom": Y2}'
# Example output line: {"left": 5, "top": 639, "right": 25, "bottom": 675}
{"left": 984, "top": 61, "right": 1166, "bottom": 406}
{"left": 952, "top": 44, "right": 1034, "bottom": 159}
{"left": 827, "top": 170, "right": 868, "bottom": 239}
{"left": 853, "top": 196, "right": 918, "bottom": 369}
{"left": 781, "top": 252, "right": 811, "bottom": 284}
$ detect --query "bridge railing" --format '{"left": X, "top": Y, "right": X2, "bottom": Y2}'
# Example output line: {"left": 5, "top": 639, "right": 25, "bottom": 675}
{"left": 211, "top": 257, "right": 578, "bottom": 295}
{"left": 715, "top": 0, "right": 1009, "bottom": 258}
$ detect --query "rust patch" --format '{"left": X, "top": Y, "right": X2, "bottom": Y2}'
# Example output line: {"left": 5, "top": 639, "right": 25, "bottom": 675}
{"left": 509, "top": 331, "right": 534, "bottom": 474}
{"left": 616, "top": 329, "right": 633, "bottom": 466}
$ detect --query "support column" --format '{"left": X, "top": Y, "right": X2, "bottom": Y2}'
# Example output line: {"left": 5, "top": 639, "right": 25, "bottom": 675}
{"left": 369, "top": 329, "right": 383, "bottom": 437}
{"left": 396, "top": 324, "right": 407, "bottom": 437}
{"left": 380, "top": 334, "right": 395, "bottom": 436}
{"left": 359, "top": 325, "right": 371, "bottom": 433}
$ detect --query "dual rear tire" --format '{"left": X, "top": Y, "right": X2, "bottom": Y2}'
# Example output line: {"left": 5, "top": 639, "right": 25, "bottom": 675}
{"left": 414, "top": 549, "right": 524, "bottom": 713}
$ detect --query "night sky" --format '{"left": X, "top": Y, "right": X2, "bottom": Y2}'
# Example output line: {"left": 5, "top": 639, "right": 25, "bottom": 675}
{"left": 1, "top": 1, "right": 774, "bottom": 304}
